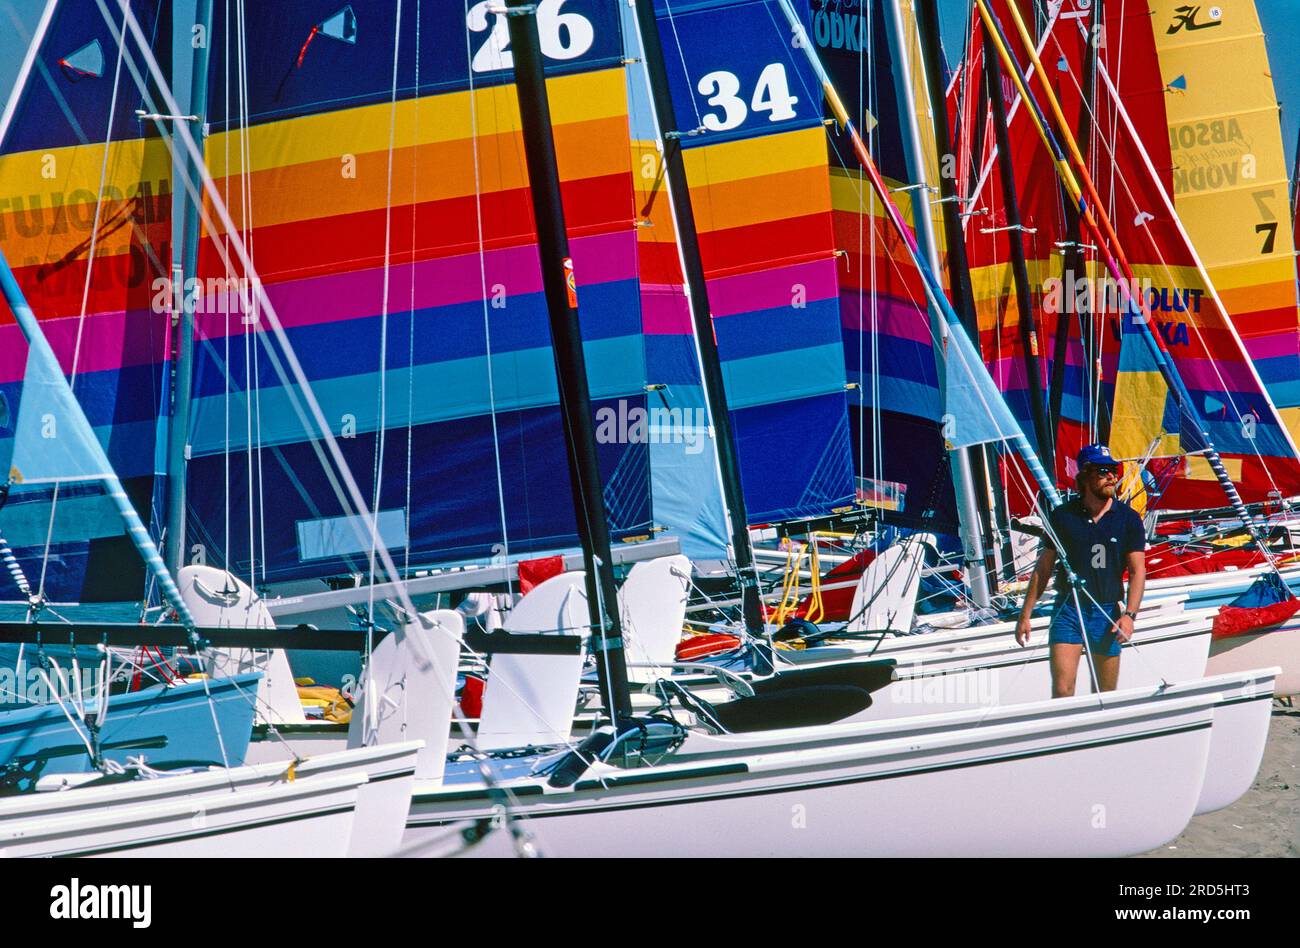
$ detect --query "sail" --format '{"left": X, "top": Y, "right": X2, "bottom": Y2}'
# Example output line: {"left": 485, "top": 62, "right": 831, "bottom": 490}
{"left": 1150, "top": 0, "right": 1300, "bottom": 447}
{"left": 1097, "top": 0, "right": 1300, "bottom": 506}
{"left": 183, "top": 2, "right": 655, "bottom": 583}
{"left": 649, "top": 0, "right": 855, "bottom": 526}
{"left": 960, "top": 0, "right": 1300, "bottom": 509}
{"left": 0, "top": 0, "right": 172, "bottom": 602}
{"left": 813, "top": 0, "right": 959, "bottom": 530}
{"left": 619, "top": 6, "right": 729, "bottom": 561}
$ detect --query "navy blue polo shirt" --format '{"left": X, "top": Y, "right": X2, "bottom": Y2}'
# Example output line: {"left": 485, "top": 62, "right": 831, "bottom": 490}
{"left": 1048, "top": 497, "right": 1146, "bottom": 605}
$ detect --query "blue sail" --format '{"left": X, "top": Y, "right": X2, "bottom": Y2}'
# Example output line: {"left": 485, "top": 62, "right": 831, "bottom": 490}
{"left": 647, "top": 0, "right": 856, "bottom": 525}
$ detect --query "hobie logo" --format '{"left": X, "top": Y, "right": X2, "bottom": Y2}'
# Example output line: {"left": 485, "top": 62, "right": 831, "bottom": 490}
{"left": 49, "top": 879, "right": 152, "bottom": 929}
{"left": 1167, "top": 5, "right": 1222, "bottom": 34}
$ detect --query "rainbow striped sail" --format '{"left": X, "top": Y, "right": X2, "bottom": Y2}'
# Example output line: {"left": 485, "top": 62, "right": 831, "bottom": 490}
{"left": 0, "top": 0, "right": 172, "bottom": 603}
{"left": 181, "top": 1, "right": 655, "bottom": 582}
{"left": 814, "top": 0, "right": 960, "bottom": 530}
{"left": 620, "top": 6, "right": 729, "bottom": 561}
{"left": 646, "top": 0, "right": 855, "bottom": 528}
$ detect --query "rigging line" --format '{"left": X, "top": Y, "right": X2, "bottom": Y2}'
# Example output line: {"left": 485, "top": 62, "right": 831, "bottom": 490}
{"left": 368, "top": 0, "right": 403, "bottom": 613}
{"left": 238, "top": 0, "right": 256, "bottom": 588}
{"left": 238, "top": 0, "right": 266, "bottom": 585}
{"left": 855, "top": 1, "right": 866, "bottom": 491}
{"left": 660, "top": 0, "right": 704, "bottom": 130}
{"left": 1046, "top": 17, "right": 1291, "bottom": 503}
{"left": 866, "top": 1, "right": 881, "bottom": 491}
{"left": 34, "top": 0, "right": 130, "bottom": 602}
{"left": 625, "top": 11, "right": 729, "bottom": 553}
{"left": 0, "top": 1, "right": 57, "bottom": 146}
{"left": 96, "top": 0, "right": 436, "bottom": 657}
{"left": 358, "top": 1, "right": 404, "bottom": 723}
{"left": 223, "top": 0, "right": 232, "bottom": 575}
{"left": 463, "top": 0, "right": 514, "bottom": 600}
{"left": 404, "top": 0, "right": 422, "bottom": 577}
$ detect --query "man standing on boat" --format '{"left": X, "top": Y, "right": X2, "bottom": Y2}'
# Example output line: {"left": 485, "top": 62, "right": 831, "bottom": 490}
{"left": 1015, "top": 444, "right": 1147, "bottom": 697}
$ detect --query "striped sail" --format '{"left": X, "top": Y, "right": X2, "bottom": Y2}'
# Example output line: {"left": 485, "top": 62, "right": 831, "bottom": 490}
{"left": 813, "top": 0, "right": 959, "bottom": 530}
{"left": 956, "top": 0, "right": 1092, "bottom": 503}
{"left": 184, "top": 2, "right": 654, "bottom": 582}
{"left": 0, "top": 0, "right": 171, "bottom": 603}
{"left": 959, "top": 0, "right": 1300, "bottom": 509}
{"left": 648, "top": 0, "right": 856, "bottom": 527}
{"left": 620, "top": 6, "right": 729, "bottom": 561}
{"left": 1091, "top": 0, "right": 1300, "bottom": 507}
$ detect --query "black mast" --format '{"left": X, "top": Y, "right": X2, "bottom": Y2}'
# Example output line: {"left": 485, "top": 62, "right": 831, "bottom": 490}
{"left": 915, "top": 0, "right": 1010, "bottom": 584}
{"left": 980, "top": 18, "right": 1055, "bottom": 474}
{"left": 628, "top": 0, "right": 765, "bottom": 639}
{"left": 505, "top": 1, "right": 632, "bottom": 722}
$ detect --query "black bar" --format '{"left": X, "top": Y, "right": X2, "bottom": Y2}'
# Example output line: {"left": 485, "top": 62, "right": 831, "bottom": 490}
{"left": 0, "top": 622, "right": 582, "bottom": 656}
{"left": 504, "top": 1, "right": 632, "bottom": 720}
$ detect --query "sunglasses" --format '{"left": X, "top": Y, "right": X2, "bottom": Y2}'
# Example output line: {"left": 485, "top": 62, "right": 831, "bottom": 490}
{"left": 1086, "top": 467, "right": 1119, "bottom": 481}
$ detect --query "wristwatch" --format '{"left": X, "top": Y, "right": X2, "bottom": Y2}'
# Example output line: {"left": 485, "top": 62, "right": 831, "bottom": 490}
{"left": 1123, "top": 609, "right": 1138, "bottom": 620}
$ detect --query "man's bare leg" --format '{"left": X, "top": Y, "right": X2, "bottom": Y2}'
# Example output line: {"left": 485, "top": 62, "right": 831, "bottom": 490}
{"left": 1092, "top": 652, "right": 1121, "bottom": 692}
{"left": 1050, "top": 642, "right": 1083, "bottom": 698}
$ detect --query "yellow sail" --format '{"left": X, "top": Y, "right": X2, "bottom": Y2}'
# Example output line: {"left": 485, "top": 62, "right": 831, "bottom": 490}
{"left": 1150, "top": 0, "right": 1300, "bottom": 440}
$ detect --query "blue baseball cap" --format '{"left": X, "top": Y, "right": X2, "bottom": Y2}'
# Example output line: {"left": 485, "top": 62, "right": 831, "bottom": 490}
{"left": 1076, "top": 443, "right": 1119, "bottom": 470}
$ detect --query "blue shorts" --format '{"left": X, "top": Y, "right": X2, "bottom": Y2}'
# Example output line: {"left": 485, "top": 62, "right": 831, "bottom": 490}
{"left": 1049, "top": 602, "right": 1123, "bottom": 658}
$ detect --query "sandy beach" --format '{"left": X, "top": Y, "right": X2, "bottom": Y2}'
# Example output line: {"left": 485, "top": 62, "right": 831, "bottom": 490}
{"left": 1142, "top": 701, "right": 1300, "bottom": 858}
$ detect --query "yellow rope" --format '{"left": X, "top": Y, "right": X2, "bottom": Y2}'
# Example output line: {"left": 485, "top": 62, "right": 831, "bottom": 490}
{"left": 805, "top": 536, "right": 825, "bottom": 624}
{"left": 772, "top": 540, "right": 806, "bottom": 626}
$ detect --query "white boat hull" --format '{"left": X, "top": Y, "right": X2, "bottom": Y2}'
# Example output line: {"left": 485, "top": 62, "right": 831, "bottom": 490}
{"left": 402, "top": 685, "right": 1222, "bottom": 857}
{"left": 0, "top": 742, "right": 421, "bottom": 858}
{"left": 0, "top": 772, "right": 368, "bottom": 858}
{"left": 1208, "top": 621, "right": 1300, "bottom": 696}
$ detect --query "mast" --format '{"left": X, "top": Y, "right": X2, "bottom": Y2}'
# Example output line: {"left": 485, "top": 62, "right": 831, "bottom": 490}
{"left": 627, "top": 0, "right": 766, "bottom": 638}
{"left": 505, "top": 0, "right": 632, "bottom": 722}
{"left": 977, "top": 14, "right": 1054, "bottom": 471}
{"left": 163, "top": 0, "right": 215, "bottom": 576}
{"left": 887, "top": 0, "right": 992, "bottom": 605}
{"left": 1076, "top": 0, "right": 1106, "bottom": 444}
